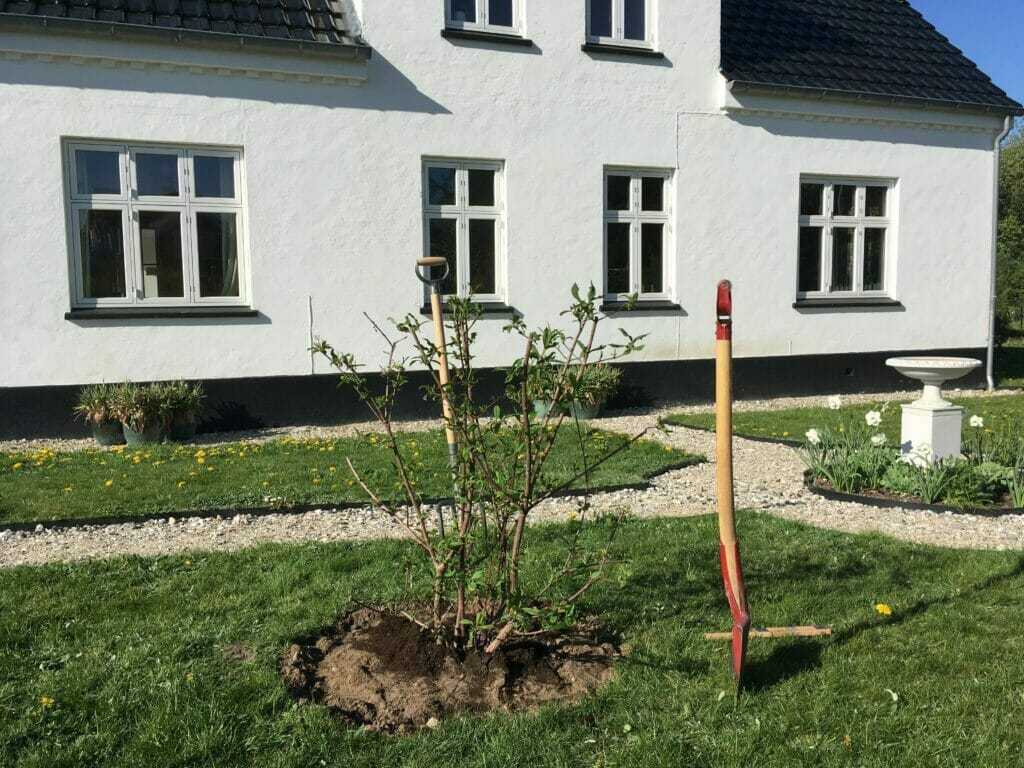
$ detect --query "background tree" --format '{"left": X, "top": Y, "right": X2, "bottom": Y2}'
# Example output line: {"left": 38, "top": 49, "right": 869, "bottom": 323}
{"left": 996, "top": 119, "right": 1024, "bottom": 331}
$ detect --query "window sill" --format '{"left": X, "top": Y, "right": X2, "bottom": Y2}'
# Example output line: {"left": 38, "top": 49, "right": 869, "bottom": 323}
{"left": 66, "top": 307, "right": 259, "bottom": 320}
{"left": 419, "top": 302, "right": 518, "bottom": 317}
{"left": 600, "top": 300, "right": 682, "bottom": 313}
{"left": 793, "top": 298, "right": 903, "bottom": 310}
{"left": 581, "top": 43, "right": 664, "bottom": 59}
{"left": 441, "top": 28, "right": 534, "bottom": 47}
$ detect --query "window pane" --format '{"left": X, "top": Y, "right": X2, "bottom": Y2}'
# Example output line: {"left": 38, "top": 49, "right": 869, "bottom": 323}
{"left": 800, "top": 183, "right": 823, "bottom": 216}
{"left": 798, "top": 226, "right": 822, "bottom": 292}
{"left": 831, "top": 228, "right": 855, "bottom": 292}
{"left": 589, "top": 0, "right": 612, "bottom": 37}
{"left": 863, "top": 228, "right": 886, "bottom": 291}
{"left": 79, "top": 210, "right": 126, "bottom": 298}
{"left": 194, "top": 156, "right": 235, "bottom": 198}
{"left": 833, "top": 185, "right": 856, "bottom": 217}
{"left": 641, "top": 177, "right": 664, "bottom": 212}
{"left": 468, "top": 169, "right": 495, "bottom": 207}
{"left": 624, "top": 0, "right": 646, "bottom": 40}
{"left": 139, "top": 211, "right": 184, "bottom": 298}
{"left": 197, "top": 212, "right": 240, "bottom": 298}
{"left": 606, "top": 175, "right": 631, "bottom": 211}
{"left": 75, "top": 150, "right": 120, "bottom": 195}
{"left": 428, "top": 218, "right": 458, "bottom": 295}
{"left": 427, "top": 167, "right": 456, "bottom": 206}
{"left": 136, "top": 153, "right": 179, "bottom": 197}
{"left": 865, "top": 186, "right": 888, "bottom": 217}
{"left": 450, "top": 0, "right": 476, "bottom": 23}
{"left": 468, "top": 219, "right": 496, "bottom": 295}
{"left": 488, "top": 0, "right": 513, "bottom": 26}
{"left": 606, "top": 222, "right": 630, "bottom": 294}
{"left": 640, "top": 223, "right": 663, "bottom": 294}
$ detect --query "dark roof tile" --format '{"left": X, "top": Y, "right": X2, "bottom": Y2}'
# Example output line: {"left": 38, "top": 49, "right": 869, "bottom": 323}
{"left": 722, "top": 0, "right": 1022, "bottom": 114}
{"left": 0, "top": 0, "right": 364, "bottom": 49}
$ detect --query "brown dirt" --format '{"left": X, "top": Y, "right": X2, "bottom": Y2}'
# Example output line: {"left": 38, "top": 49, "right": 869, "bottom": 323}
{"left": 279, "top": 608, "right": 621, "bottom": 733}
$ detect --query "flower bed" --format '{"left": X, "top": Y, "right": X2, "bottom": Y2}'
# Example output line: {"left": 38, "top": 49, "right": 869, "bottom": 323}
{"left": 801, "top": 397, "right": 1024, "bottom": 512}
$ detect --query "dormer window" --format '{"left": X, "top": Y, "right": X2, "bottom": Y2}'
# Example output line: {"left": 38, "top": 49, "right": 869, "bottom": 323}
{"left": 587, "top": 0, "right": 654, "bottom": 48}
{"left": 446, "top": 0, "right": 522, "bottom": 36}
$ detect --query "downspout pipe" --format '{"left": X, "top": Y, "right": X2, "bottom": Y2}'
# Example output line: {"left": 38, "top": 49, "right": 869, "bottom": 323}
{"left": 986, "top": 116, "right": 1014, "bottom": 391}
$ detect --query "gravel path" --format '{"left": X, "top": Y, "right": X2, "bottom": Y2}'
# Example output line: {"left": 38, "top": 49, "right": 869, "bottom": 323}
{"left": 2, "top": 388, "right": 1022, "bottom": 568}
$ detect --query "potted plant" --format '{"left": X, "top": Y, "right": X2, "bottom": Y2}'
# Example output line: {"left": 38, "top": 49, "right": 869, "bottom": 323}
{"left": 530, "top": 364, "right": 565, "bottom": 418}
{"left": 114, "top": 382, "right": 164, "bottom": 446}
{"left": 160, "top": 380, "right": 204, "bottom": 442}
{"left": 73, "top": 383, "right": 126, "bottom": 446}
{"left": 569, "top": 363, "right": 621, "bottom": 420}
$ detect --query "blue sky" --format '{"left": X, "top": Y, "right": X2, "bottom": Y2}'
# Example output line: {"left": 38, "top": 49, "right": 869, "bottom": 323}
{"left": 911, "top": 0, "right": 1023, "bottom": 104}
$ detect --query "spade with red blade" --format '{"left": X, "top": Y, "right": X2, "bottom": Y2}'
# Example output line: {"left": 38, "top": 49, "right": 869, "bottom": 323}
{"left": 707, "top": 280, "right": 830, "bottom": 690}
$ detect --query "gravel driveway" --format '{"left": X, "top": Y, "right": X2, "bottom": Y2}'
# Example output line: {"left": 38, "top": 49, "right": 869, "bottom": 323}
{"left": 2, "top": 389, "right": 1022, "bottom": 568}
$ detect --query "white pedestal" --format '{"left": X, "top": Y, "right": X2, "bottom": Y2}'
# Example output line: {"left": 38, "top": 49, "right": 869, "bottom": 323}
{"left": 900, "top": 403, "right": 963, "bottom": 461}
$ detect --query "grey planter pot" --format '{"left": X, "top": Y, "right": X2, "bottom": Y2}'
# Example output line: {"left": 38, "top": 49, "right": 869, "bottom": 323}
{"left": 569, "top": 399, "right": 606, "bottom": 420}
{"left": 122, "top": 423, "right": 163, "bottom": 446}
{"left": 168, "top": 415, "right": 198, "bottom": 443}
{"left": 532, "top": 399, "right": 564, "bottom": 419}
{"left": 90, "top": 418, "right": 126, "bottom": 447}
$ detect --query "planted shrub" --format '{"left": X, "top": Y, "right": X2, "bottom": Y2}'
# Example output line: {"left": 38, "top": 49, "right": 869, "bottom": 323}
{"left": 313, "top": 284, "right": 646, "bottom": 653}
{"left": 73, "top": 383, "right": 126, "bottom": 446}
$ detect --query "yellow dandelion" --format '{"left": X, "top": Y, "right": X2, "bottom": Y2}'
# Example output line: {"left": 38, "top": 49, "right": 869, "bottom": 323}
{"left": 206, "top": 466, "right": 215, "bottom": 472}
{"left": 185, "top": 673, "right": 195, "bottom": 682}
{"left": 197, "top": 457, "right": 206, "bottom": 465}
{"left": 63, "top": 487, "right": 73, "bottom": 493}
{"left": 178, "top": 481, "right": 187, "bottom": 488}
{"left": 783, "top": 431, "right": 790, "bottom": 437}
{"left": 567, "top": 510, "right": 579, "bottom": 520}
{"left": 875, "top": 603, "right": 893, "bottom": 616}
{"left": 328, "top": 466, "right": 336, "bottom": 473}
{"left": 312, "top": 478, "right": 321, "bottom": 484}
{"left": 370, "top": 436, "right": 379, "bottom": 444}
{"left": 262, "top": 481, "right": 270, "bottom": 488}
{"left": 184, "top": 559, "right": 192, "bottom": 566}
{"left": 105, "top": 479, "right": 114, "bottom": 487}
{"left": 12, "top": 462, "right": 23, "bottom": 469}
{"left": 40, "top": 696, "right": 55, "bottom": 709}
{"left": 189, "top": 471, "right": 198, "bottom": 478}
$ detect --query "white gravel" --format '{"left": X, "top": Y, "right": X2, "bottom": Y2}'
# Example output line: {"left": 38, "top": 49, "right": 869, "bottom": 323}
{"left": 2, "top": 387, "right": 1022, "bottom": 569}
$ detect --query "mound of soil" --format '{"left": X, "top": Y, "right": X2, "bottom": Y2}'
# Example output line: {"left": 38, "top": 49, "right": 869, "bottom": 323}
{"left": 279, "top": 608, "right": 620, "bottom": 733}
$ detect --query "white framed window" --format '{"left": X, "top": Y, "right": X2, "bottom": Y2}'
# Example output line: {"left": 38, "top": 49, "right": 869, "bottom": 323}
{"left": 797, "top": 177, "right": 896, "bottom": 299}
{"left": 587, "top": 0, "right": 655, "bottom": 48}
{"left": 64, "top": 141, "right": 247, "bottom": 309}
{"left": 446, "top": 0, "right": 522, "bottom": 35}
{"left": 603, "top": 168, "right": 672, "bottom": 301}
{"left": 422, "top": 159, "right": 505, "bottom": 302}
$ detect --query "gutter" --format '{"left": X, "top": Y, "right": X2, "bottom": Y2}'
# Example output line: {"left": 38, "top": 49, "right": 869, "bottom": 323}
{"left": 986, "top": 116, "right": 1015, "bottom": 390}
{"left": 726, "top": 79, "right": 1024, "bottom": 118}
{"left": 0, "top": 12, "right": 372, "bottom": 60}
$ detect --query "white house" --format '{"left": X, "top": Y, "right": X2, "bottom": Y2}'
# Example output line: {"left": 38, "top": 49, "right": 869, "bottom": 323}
{"left": 0, "top": 0, "right": 1020, "bottom": 436}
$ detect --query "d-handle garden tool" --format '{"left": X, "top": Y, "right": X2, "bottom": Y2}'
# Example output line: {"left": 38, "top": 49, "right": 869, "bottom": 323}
{"left": 705, "top": 280, "right": 831, "bottom": 689}
{"left": 415, "top": 257, "right": 458, "bottom": 539}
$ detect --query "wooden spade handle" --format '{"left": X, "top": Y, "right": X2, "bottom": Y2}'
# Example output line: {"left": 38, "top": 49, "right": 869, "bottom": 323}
{"left": 418, "top": 256, "right": 448, "bottom": 267}
{"left": 704, "top": 626, "right": 832, "bottom": 641}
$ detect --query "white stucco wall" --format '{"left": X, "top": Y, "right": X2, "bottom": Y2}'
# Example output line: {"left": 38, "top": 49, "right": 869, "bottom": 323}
{"left": 0, "top": 0, "right": 1008, "bottom": 389}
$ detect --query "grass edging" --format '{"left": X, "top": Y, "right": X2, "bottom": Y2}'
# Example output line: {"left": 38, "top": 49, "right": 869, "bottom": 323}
{"left": 802, "top": 472, "right": 1024, "bottom": 519}
{"left": 660, "top": 418, "right": 804, "bottom": 448}
{"left": 1, "top": 456, "right": 705, "bottom": 533}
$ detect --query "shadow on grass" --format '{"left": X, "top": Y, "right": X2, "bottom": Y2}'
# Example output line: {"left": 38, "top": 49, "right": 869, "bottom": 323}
{"left": 742, "top": 556, "right": 1024, "bottom": 693}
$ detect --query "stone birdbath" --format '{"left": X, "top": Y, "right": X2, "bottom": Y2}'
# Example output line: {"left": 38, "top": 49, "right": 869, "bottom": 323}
{"left": 885, "top": 356, "right": 982, "bottom": 461}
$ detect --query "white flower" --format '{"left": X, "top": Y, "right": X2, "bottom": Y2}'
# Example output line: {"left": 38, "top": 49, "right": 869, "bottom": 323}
{"left": 805, "top": 428, "right": 822, "bottom": 445}
{"left": 871, "top": 433, "right": 887, "bottom": 447}
{"left": 828, "top": 396, "right": 842, "bottom": 410}
{"left": 865, "top": 410, "right": 882, "bottom": 427}
{"left": 969, "top": 415, "right": 984, "bottom": 428}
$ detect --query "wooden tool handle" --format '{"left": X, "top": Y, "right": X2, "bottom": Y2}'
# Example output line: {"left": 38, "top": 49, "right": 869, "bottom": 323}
{"left": 704, "top": 626, "right": 832, "bottom": 641}
{"left": 418, "top": 256, "right": 448, "bottom": 267}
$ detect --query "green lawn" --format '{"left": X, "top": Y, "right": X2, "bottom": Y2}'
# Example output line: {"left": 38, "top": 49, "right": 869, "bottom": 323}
{"left": 0, "top": 429, "right": 698, "bottom": 526}
{"left": 2, "top": 515, "right": 1022, "bottom": 767}
{"left": 662, "top": 393, "right": 1024, "bottom": 445}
